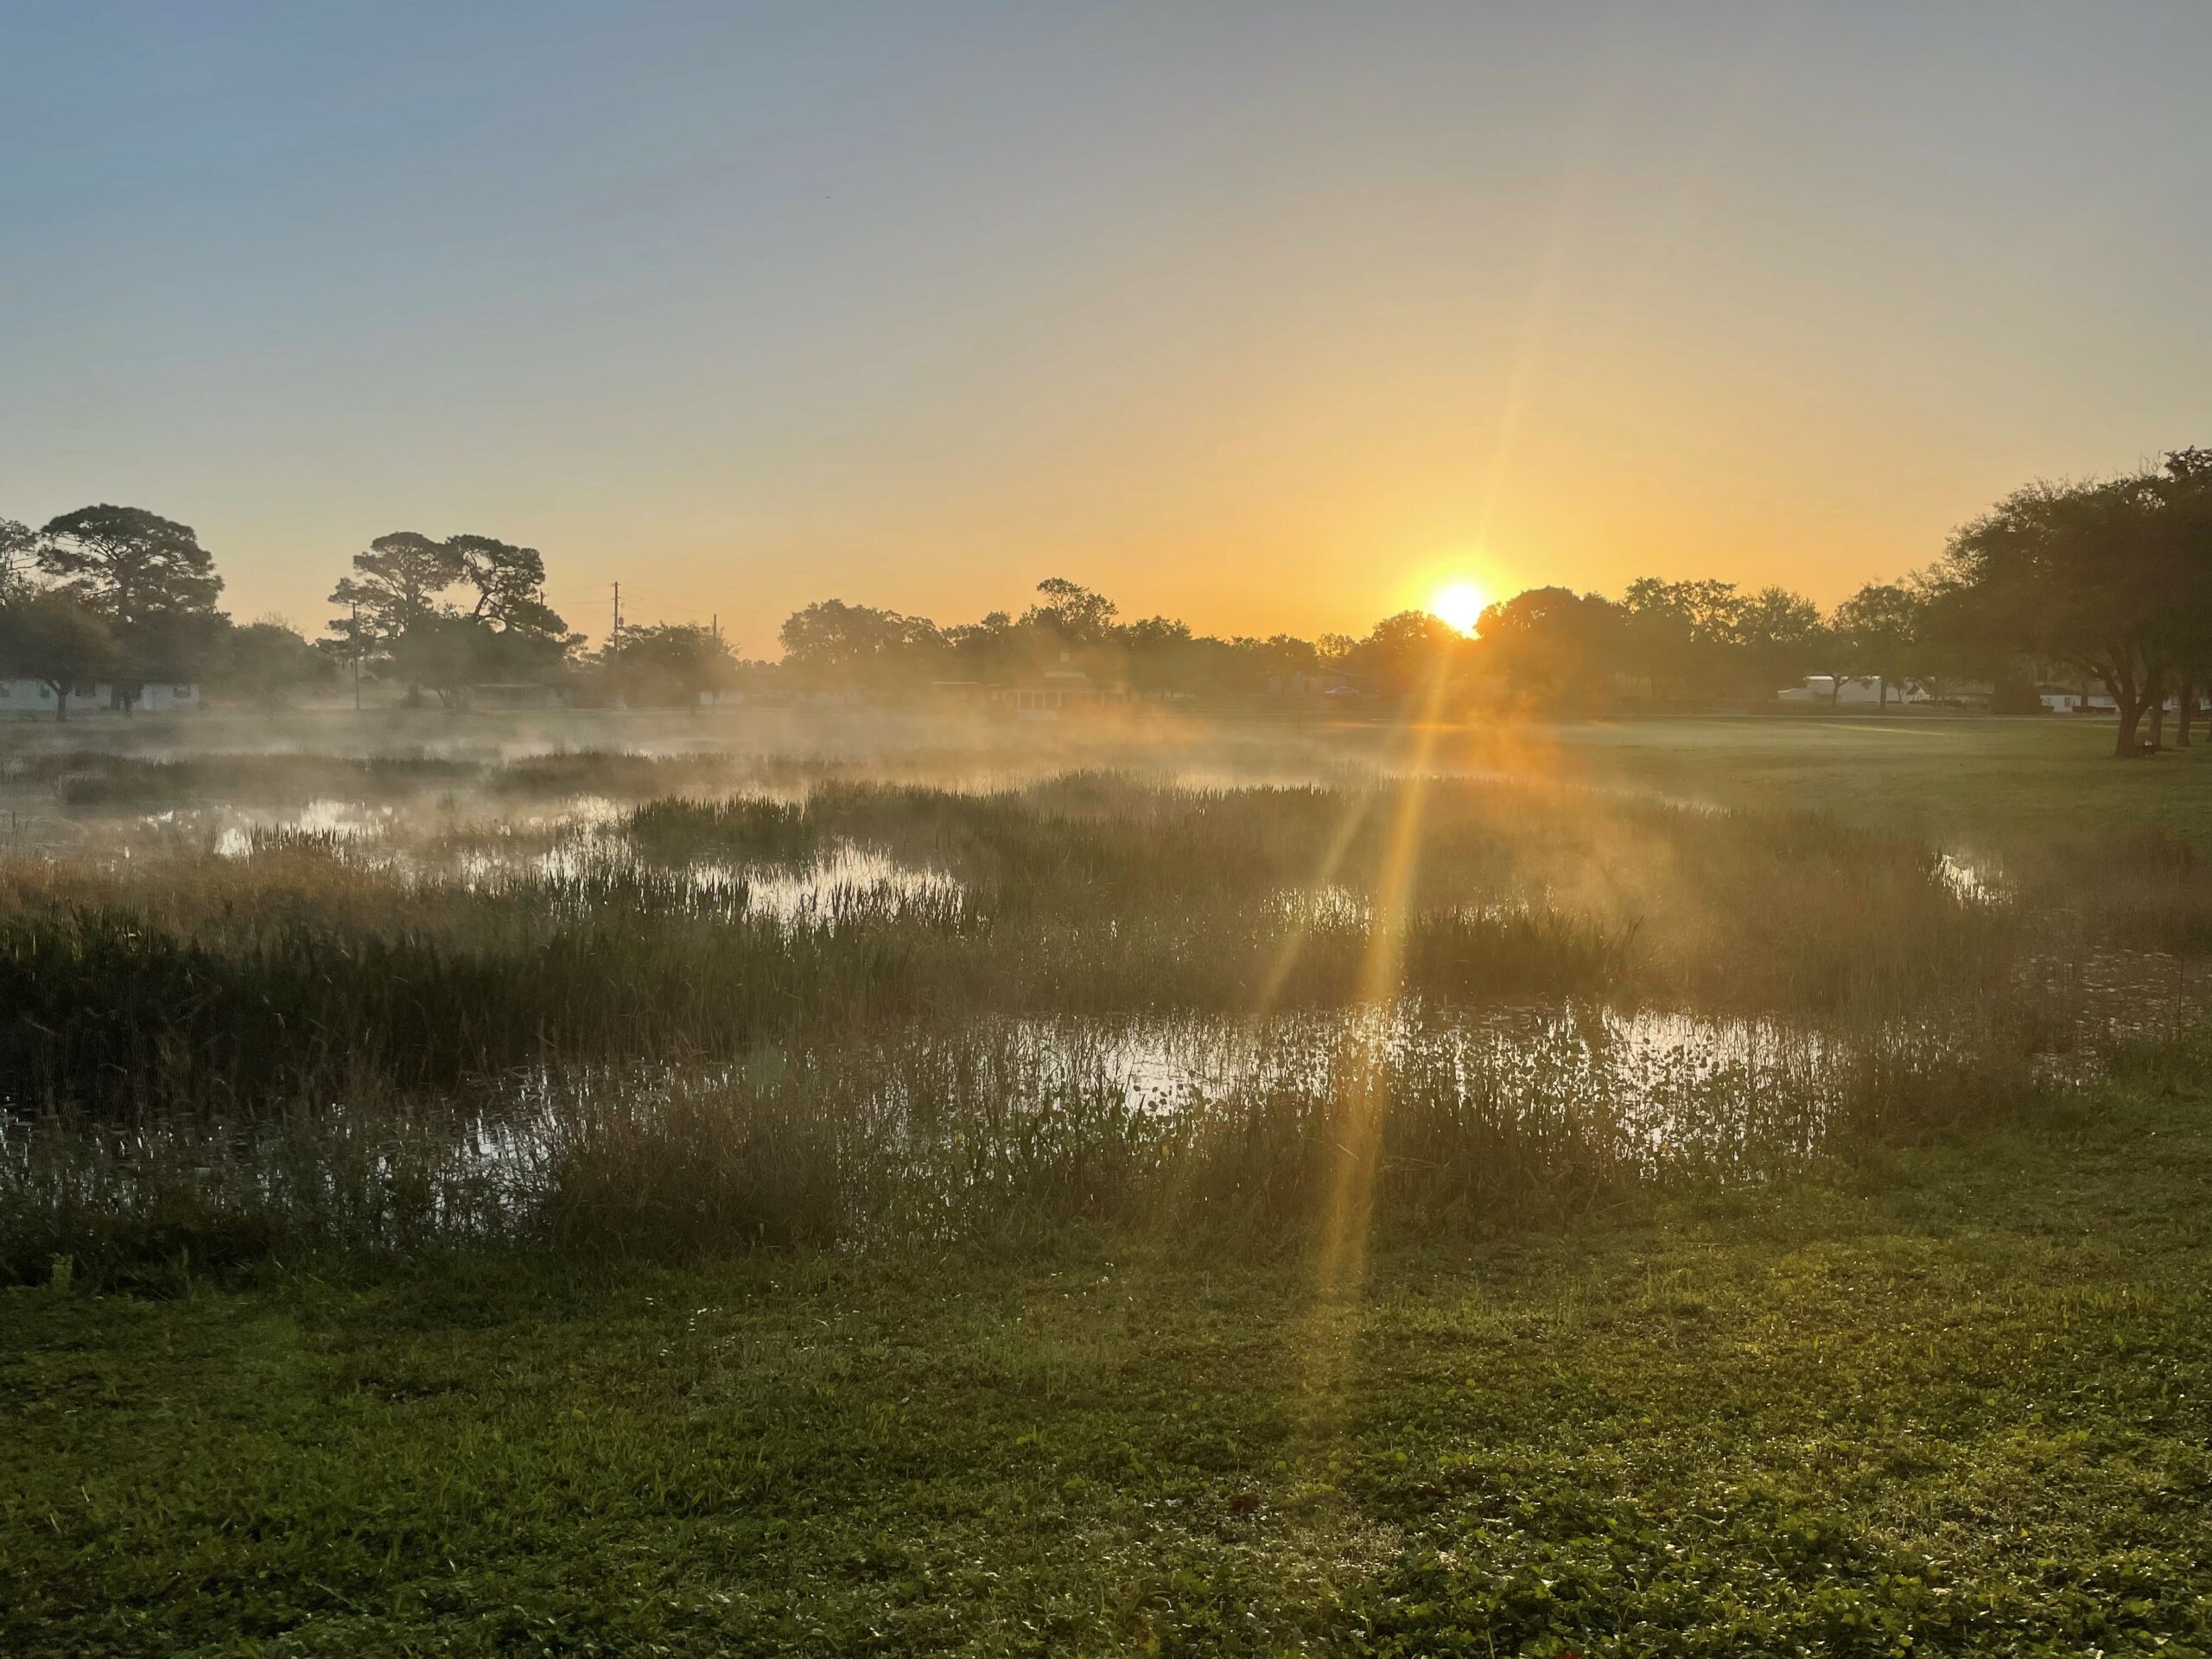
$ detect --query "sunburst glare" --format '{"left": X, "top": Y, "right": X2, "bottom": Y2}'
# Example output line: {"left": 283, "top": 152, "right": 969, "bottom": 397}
{"left": 1430, "top": 581, "right": 1488, "bottom": 634}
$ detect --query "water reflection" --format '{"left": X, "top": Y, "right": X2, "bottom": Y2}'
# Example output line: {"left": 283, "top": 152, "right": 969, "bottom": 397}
{"left": 450, "top": 831, "right": 963, "bottom": 928}
{"left": 1936, "top": 850, "right": 2005, "bottom": 906}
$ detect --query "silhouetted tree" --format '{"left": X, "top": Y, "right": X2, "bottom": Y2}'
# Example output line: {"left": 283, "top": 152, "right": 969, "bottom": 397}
{"left": 207, "top": 618, "right": 334, "bottom": 709}
{"left": 0, "top": 520, "right": 37, "bottom": 604}
{"left": 1353, "top": 610, "right": 1467, "bottom": 702}
{"left": 1933, "top": 474, "right": 2178, "bottom": 756}
{"left": 2155, "top": 448, "right": 2212, "bottom": 747}
{"left": 1618, "top": 578, "right": 1745, "bottom": 702}
{"left": 448, "top": 535, "right": 574, "bottom": 652}
{"left": 38, "top": 505, "right": 226, "bottom": 712}
{"left": 779, "top": 600, "right": 944, "bottom": 692}
{"left": 1731, "top": 587, "right": 1828, "bottom": 701}
{"left": 1026, "top": 577, "right": 1119, "bottom": 645}
{"left": 330, "top": 533, "right": 462, "bottom": 646}
{"left": 1831, "top": 582, "right": 1928, "bottom": 709}
{"left": 0, "top": 590, "right": 118, "bottom": 721}
{"left": 328, "top": 531, "right": 575, "bottom": 704}
{"left": 595, "top": 622, "right": 738, "bottom": 707}
{"left": 1119, "top": 614, "right": 1197, "bottom": 695}
{"left": 1476, "top": 588, "right": 1621, "bottom": 709}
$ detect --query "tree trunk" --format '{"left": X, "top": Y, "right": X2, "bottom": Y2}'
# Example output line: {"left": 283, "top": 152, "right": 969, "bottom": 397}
{"left": 2179, "top": 680, "right": 2196, "bottom": 748}
{"left": 2112, "top": 676, "right": 2147, "bottom": 757}
{"left": 52, "top": 686, "right": 67, "bottom": 723}
{"left": 2149, "top": 700, "right": 2168, "bottom": 751}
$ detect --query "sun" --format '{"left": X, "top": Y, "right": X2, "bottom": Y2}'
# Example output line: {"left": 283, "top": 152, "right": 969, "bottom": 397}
{"left": 1429, "top": 580, "right": 1488, "bottom": 635}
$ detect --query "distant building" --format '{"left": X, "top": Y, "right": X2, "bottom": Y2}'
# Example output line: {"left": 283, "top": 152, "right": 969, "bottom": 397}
{"left": 1004, "top": 653, "right": 1128, "bottom": 721}
{"left": 2039, "top": 685, "right": 2203, "bottom": 715}
{"left": 1776, "top": 675, "right": 1928, "bottom": 707}
{"left": 130, "top": 681, "right": 202, "bottom": 713}
{"left": 0, "top": 679, "right": 199, "bottom": 716}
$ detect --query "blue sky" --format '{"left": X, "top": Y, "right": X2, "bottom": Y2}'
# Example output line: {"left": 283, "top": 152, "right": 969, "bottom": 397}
{"left": 4, "top": 2, "right": 2208, "bottom": 650}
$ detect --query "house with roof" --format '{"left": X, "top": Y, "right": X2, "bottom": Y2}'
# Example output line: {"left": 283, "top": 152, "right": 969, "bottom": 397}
{"left": 0, "top": 678, "right": 200, "bottom": 718}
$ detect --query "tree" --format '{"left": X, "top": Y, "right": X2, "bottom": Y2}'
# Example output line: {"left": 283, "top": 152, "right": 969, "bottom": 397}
{"left": 1733, "top": 587, "right": 1828, "bottom": 701}
{"left": 1316, "top": 632, "right": 1358, "bottom": 667}
{"left": 1025, "top": 578, "right": 1118, "bottom": 645}
{"left": 1618, "top": 578, "right": 1746, "bottom": 702}
{"left": 38, "top": 505, "right": 226, "bottom": 712}
{"left": 2153, "top": 448, "right": 2212, "bottom": 747}
{"left": 1351, "top": 610, "right": 1468, "bottom": 702}
{"left": 386, "top": 613, "right": 505, "bottom": 707}
{"left": 0, "top": 590, "right": 118, "bottom": 721}
{"left": 595, "top": 623, "right": 737, "bottom": 707}
{"left": 1830, "top": 582, "right": 1928, "bottom": 709}
{"left": 1475, "top": 588, "right": 1621, "bottom": 709}
{"left": 448, "top": 536, "right": 572, "bottom": 645}
{"left": 778, "top": 601, "right": 944, "bottom": 692}
{"left": 38, "top": 505, "right": 224, "bottom": 626}
{"left": 207, "top": 618, "right": 334, "bottom": 709}
{"left": 327, "top": 531, "right": 576, "bottom": 704}
{"left": 944, "top": 611, "right": 1017, "bottom": 681}
{"left": 328, "top": 532, "right": 463, "bottom": 655}
{"left": 1118, "top": 614, "right": 1197, "bottom": 696}
{"left": 1932, "top": 474, "right": 2179, "bottom": 756}
{"left": 0, "top": 520, "right": 37, "bottom": 605}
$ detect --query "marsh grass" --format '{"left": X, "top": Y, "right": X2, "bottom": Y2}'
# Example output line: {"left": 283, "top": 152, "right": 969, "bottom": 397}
{"left": 0, "top": 755, "right": 2198, "bottom": 1283}
{"left": 0, "top": 997, "right": 2071, "bottom": 1285}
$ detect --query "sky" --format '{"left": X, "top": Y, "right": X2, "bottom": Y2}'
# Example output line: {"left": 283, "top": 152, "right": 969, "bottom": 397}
{"left": 3, "top": 2, "right": 2209, "bottom": 655}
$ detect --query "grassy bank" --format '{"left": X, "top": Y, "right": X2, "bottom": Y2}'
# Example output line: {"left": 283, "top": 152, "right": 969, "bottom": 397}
{"left": 5, "top": 1047, "right": 2209, "bottom": 1656}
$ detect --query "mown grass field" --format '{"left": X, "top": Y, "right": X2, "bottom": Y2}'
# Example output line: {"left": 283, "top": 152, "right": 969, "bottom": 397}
{"left": 5, "top": 711, "right": 2211, "bottom": 1655}
{"left": 1535, "top": 714, "right": 2212, "bottom": 843}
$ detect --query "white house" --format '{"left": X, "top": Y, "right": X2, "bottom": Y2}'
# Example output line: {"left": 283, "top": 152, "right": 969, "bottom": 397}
{"left": 0, "top": 679, "right": 200, "bottom": 716}
{"left": 1003, "top": 653, "right": 1128, "bottom": 721}
{"left": 128, "top": 681, "right": 201, "bottom": 712}
{"left": 1776, "top": 675, "right": 1929, "bottom": 707}
{"left": 2039, "top": 686, "right": 2207, "bottom": 715}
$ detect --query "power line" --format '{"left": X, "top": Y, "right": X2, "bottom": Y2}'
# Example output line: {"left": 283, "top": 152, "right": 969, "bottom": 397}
{"left": 614, "top": 589, "right": 721, "bottom": 623}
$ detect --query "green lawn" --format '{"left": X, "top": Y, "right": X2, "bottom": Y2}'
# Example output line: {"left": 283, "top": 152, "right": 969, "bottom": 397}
{"left": 6, "top": 1058, "right": 2210, "bottom": 1656}
{"left": 1521, "top": 715, "right": 2212, "bottom": 846}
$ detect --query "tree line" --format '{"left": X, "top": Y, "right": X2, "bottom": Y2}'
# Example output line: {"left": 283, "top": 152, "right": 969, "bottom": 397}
{"left": 772, "top": 572, "right": 1951, "bottom": 711}
{"left": 1462, "top": 444, "right": 2212, "bottom": 755}
{"left": 3, "top": 446, "right": 2204, "bottom": 750}
{"left": 0, "top": 508, "right": 756, "bottom": 715}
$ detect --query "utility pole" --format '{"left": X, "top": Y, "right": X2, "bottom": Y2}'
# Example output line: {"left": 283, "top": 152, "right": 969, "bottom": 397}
{"left": 610, "top": 582, "right": 623, "bottom": 709}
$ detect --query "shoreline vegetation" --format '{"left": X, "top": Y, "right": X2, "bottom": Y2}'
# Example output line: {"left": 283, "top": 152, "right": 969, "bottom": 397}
{"left": 6, "top": 714, "right": 2212, "bottom": 1652}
